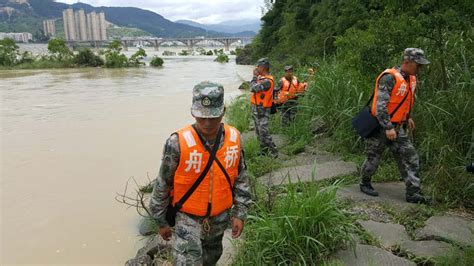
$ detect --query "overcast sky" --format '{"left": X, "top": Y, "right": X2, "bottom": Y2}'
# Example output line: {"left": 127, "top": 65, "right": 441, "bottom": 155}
{"left": 56, "top": 0, "right": 265, "bottom": 24}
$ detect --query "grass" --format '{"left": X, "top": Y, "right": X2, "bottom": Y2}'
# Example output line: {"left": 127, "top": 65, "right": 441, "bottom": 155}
{"left": 232, "top": 181, "right": 356, "bottom": 265}
{"left": 434, "top": 246, "right": 474, "bottom": 266}
{"left": 226, "top": 94, "right": 252, "bottom": 132}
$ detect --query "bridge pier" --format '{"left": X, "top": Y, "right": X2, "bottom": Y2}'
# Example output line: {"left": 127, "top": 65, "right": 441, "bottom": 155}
{"left": 153, "top": 40, "right": 160, "bottom": 51}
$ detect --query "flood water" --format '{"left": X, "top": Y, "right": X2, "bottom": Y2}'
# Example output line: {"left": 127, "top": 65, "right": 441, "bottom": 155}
{"left": 0, "top": 46, "right": 253, "bottom": 265}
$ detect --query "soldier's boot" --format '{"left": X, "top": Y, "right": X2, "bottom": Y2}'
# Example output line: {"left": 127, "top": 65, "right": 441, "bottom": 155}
{"left": 359, "top": 182, "right": 379, "bottom": 197}
{"left": 406, "top": 186, "right": 431, "bottom": 204}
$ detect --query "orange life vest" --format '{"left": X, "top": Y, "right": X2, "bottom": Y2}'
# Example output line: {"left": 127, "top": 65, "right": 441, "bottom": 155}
{"left": 276, "top": 76, "right": 299, "bottom": 104}
{"left": 173, "top": 124, "right": 241, "bottom": 217}
{"left": 250, "top": 74, "right": 275, "bottom": 108}
{"left": 296, "top": 82, "right": 308, "bottom": 95}
{"left": 371, "top": 68, "right": 416, "bottom": 123}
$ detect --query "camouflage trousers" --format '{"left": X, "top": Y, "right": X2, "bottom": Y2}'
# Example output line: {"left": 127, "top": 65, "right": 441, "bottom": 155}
{"left": 251, "top": 105, "right": 277, "bottom": 155}
{"left": 173, "top": 210, "right": 229, "bottom": 266}
{"left": 361, "top": 126, "right": 421, "bottom": 189}
{"left": 279, "top": 100, "right": 298, "bottom": 126}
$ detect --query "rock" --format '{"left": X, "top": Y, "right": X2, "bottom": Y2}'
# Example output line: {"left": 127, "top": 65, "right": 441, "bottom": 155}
{"left": 136, "top": 234, "right": 171, "bottom": 259}
{"left": 125, "top": 254, "right": 153, "bottom": 266}
{"left": 358, "top": 220, "right": 410, "bottom": 248}
{"left": 337, "top": 182, "right": 414, "bottom": 209}
{"left": 217, "top": 229, "right": 237, "bottom": 265}
{"left": 348, "top": 203, "right": 392, "bottom": 223}
{"left": 400, "top": 240, "right": 453, "bottom": 258}
{"left": 281, "top": 150, "right": 339, "bottom": 167}
{"left": 415, "top": 215, "right": 474, "bottom": 246}
{"left": 259, "top": 160, "right": 357, "bottom": 186}
{"left": 333, "top": 244, "right": 415, "bottom": 266}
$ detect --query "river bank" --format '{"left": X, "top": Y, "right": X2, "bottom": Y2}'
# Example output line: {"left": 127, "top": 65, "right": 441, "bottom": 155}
{"left": 1, "top": 57, "right": 252, "bottom": 264}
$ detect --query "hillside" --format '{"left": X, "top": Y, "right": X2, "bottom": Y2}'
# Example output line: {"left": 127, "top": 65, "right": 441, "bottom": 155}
{"left": 0, "top": 0, "right": 228, "bottom": 38}
{"left": 176, "top": 19, "right": 260, "bottom": 36}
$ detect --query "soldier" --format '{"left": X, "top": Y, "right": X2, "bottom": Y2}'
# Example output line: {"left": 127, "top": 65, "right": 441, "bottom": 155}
{"left": 250, "top": 58, "right": 278, "bottom": 157}
{"left": 360, "top": 48, "right": 430, "bottom": 204}
{"left": 149, "top": 81, "right": 252, "bottom": 265}
{"left": 274, "top": 65, "right": 308, "bottom": 125}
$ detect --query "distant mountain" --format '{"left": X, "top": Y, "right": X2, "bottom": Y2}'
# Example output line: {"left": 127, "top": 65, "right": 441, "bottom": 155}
{"left": 176, "top": 19, "right": 260, "bottom": 35}
{"left": 0, "top": 0, "right": 234, "bottom": 38}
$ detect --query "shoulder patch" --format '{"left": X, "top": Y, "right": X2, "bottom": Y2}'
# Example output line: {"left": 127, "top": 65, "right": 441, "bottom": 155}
{"left": 182, "top": 130, "right": 196, "bottom": 148}
{"left": 229, "top": 127, "right": 238, "bottom": 143}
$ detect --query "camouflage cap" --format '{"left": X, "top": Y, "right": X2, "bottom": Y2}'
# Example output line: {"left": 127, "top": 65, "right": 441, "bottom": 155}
{"left": 191, "top": 81, "right": 225, "bottom": 118}
{"left": 403, "top": 48, "right": 430, "bottom": 65}
{"left": 284, "top": 65, "right": 293, "bottom": 71}
{"left": 256, "top": 57, "right": 270, "bottom": 68}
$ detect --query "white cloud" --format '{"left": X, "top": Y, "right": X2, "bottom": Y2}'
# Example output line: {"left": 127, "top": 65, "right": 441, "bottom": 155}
{"left": 56, "top": 0, "right": 264, "bottom": 24}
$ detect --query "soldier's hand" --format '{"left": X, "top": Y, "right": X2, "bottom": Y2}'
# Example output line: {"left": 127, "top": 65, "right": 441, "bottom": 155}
{"left": 231, "top": 218, "right": 244, "bottom": 239}
{"left": 408, "top": 118, "right": 415, "bottom": 130}
{"left": 159, "top": 226, "right": 172, "bottom": 241}
{"left": 386, "top": 129, "right": 397, "bottom": 141}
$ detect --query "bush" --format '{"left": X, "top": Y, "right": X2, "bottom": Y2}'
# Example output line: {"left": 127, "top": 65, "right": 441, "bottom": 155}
{"left": 150, "top": 56, "right": 164, "bottom": 67}
{"left": 0, "top": 38, "right": 19, "bottom": 66}
{"left": 214, "top": 49, "right": 229, "bottom": 63}
{"left": 73, "top": 48, "right": 104, "bottom": 67}
{"left": 47, "top": 38, "right": 72, "bottom": 61}
{"left": 178, "top": 50, "right": 189, "bottom": 56}
{"left": 206, "top": 50, "right": 213, "bottom": 56}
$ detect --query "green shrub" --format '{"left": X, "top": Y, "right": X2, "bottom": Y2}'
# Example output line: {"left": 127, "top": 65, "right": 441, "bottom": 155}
{"left": 150, "top": 56, "right": 164, "bottom": 67}
{"left": 214, "top": 52, "right": 229, "bottom": 63}
{"left": 178, "top": 50, "right": 189, "bottom": 56}
{"left": 206, "top": 50, "right": 213, "bottom": 56}
{"left": 73, "top": 48, "right": 104, "bottom": 67}
{"left": 0, "top": 38, "right": 19, "bottom": 66}
{"left": 104, "top": 40, "right": 128, "bottom": 68}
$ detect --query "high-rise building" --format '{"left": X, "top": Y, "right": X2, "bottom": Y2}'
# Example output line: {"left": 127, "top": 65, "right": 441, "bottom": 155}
{"left": 77, "top": 9, "right": 88, "bottom": 41}
{"left": 0, "top": 32, "right": 33, "bottom": 43}
{"left": 98, "top": 12, "right": 107, "bottom": 41}
{"left": 42, "top": 19, "right": 56, "bottom": 38}
{"left": 62, "top": 8, "right": 108, "bottom": 41}
{"left": 63, "top": 8, "right": 78, "bottom": 41}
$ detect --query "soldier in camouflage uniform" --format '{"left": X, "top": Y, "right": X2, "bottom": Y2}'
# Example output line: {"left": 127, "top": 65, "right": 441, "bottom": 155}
{"left": 149, "top": 82, "right": 252, "bottom": 265}
{"left": 250, "top": 58, "right": 278, "bottom": 157}
{"left": 360, "top": 48, "right": 430, "bottom": 204}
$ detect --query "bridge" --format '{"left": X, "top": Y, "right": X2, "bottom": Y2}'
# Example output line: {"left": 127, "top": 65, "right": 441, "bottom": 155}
{"left": 120, "top": 36, "right": 252, "bottom": 51}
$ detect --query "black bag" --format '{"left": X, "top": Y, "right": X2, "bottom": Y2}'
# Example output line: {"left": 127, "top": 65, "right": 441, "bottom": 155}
{"left": 352, "top": 89, "right": 410, "bottom": 138}
{"left": 165, "top": 124, "right": 224, "bottom": 226}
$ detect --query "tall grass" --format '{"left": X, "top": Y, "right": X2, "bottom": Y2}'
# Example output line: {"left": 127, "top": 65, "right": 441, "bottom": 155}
{"left": 226, "top": 94, "right": 252, "bottom": 132}
{"left": 233, "top": 181, "right": 356, "bottom": 265}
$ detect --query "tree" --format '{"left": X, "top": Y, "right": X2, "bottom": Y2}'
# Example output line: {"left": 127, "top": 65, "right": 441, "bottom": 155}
{"left": 47, "top": 38, "right": 72, "bottom": 61}
{"left": 104, "top": 40, "right": 128, "bottom": 68}
{"left": 0, "top": 38, "right": 19, "bottom": 66}
{"left": 128, "top": 48, "right": 147, "bottom": 67}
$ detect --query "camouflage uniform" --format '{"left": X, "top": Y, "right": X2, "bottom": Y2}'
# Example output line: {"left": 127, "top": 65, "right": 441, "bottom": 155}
{"left": 250, "top": 58, "right": 278, "bottom": 156}
{"left": 279, "top": 99, "right": 298, "bottom": 126}
{"left": 361, "top": 48, "right": 430, "bottom": 197}
{"left": 149, "top": 82, "right": 252, "bottom": 266}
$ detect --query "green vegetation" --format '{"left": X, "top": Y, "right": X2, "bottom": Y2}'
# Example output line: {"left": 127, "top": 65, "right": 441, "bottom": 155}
{"left": 0, "top": 38, "right": 19, "bottom": 66}
{"left": 233, "top": 181, "right": 356, "bottom": 264}
{"left": 0, "top": 38, "right": 151, "bottom": 69}
{"left": 246, "top": 0, "right": 473, "bottom": 209}
{"left": 150, "top": 56, "right": 164, "bottom": 67}
{"left": 128, "top": 48, "right": 147, "bottom": 67}
{"left": 74, "top": 48, "right": 105, "bottom": 67}
{"left": 435, "top": 246, "right": 474, "bottom": 266}
{"left": 214, "top": 49, "right": 229, "bottom": 63}
{"left": 178, "top": 50, "right": 189, "bottom": 56}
